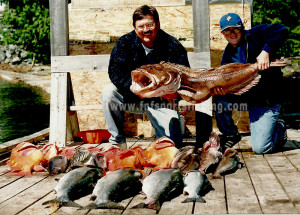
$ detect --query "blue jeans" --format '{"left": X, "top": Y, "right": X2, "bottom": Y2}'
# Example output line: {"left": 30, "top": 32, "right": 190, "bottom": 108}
{"left": 101, "top": 84, "right": 183, "bottom": 147}
{"left": 213, "top": 95, "right": 284, "bottom": 154}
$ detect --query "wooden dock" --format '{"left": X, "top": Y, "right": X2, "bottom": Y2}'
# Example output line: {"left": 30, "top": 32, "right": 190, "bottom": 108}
{"left": 0, "top": 129, "right": 299, "bottom": 215}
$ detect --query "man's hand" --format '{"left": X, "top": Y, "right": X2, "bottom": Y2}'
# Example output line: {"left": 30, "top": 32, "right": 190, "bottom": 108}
{"left": 256, "top": 50, "right": 270, "bottom": 70}
{"left": 163, "top": 92, "right": 178, "bottom": 99}
{"left": 212, "top": 87, "right": 226, "bottom": 95}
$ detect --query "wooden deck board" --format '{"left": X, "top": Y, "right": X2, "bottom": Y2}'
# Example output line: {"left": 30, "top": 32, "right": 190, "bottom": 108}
{"left": 0, "top": 129, "right": 300, "bottom": 214}
{"left": 194, "top": 177, "right": 226, "bottom": 214}
{"left": 0, "top": 175, "right": 59, "bottom": 214}
{"left": 243, "top": 152, "right": 298, "bottom": 214}
{"left": 225, "top": 152, "right": 262, "bottom": 214}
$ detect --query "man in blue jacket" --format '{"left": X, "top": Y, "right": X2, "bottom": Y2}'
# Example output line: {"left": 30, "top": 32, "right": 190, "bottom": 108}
{"left": 214, "top": 13, "right": 288, "bottom": 154}
{"left": 101, "top": 5, "right": 190, "bottom": 149}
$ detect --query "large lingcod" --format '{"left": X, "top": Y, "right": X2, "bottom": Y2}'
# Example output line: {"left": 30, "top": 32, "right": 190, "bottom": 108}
{"left": 130, "top": 60, "right": 286, "bottom": 103}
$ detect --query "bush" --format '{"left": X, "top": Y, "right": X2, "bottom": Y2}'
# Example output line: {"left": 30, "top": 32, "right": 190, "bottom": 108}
{"left": 253, "top": 0, "right": 300, "bottom": 57}
{"left": 0, "top": 0, "right": 50, "bottom": 64}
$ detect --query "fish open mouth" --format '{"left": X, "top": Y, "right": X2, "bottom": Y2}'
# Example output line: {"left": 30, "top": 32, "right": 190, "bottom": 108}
{"left": 130, "top": 69, "right": 156, "bottom": 93}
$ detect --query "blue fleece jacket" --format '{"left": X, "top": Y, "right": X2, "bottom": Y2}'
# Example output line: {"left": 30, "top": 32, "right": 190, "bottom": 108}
{"left": 221, "top": 23, "right": 288, "bottom": 105}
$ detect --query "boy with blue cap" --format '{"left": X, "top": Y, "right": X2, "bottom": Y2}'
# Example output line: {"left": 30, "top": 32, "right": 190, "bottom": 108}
{"left": 214, "top": 13, "right": 288, "bottom": 154}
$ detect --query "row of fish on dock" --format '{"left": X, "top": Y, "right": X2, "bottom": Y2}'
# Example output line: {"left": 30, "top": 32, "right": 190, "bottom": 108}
{"left": 6, "top": 132, "right": 243, "bottom": 212}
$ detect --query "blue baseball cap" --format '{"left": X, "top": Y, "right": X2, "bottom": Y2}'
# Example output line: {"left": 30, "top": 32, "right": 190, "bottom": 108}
{"left": 220, "top": 13, "right": 243, "bottom": 32}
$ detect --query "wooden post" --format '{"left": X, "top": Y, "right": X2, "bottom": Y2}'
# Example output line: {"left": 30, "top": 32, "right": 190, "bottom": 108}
{"left": 49, "top": 0, "right": 69, "bottom": 147}
{"left": 192, "top": 0, "right": 213, "bottom": 147}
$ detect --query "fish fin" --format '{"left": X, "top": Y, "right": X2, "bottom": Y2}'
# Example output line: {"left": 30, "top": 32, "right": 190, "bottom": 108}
{"left": 154, "top": 142, "right": 175, "bottom": 150}
{"left": 42, "top": 199, "right": 57, "bottom": 205}
{"left": 15, "top": 171, "right": 32, "bottom": 177}
{"left": 211, "top": 174, "right": 223, "bottom": 179}
{"left": 233, "top": 74, "right": 261, "bottom": 95}
{"left": 62, "top": 201, "right": 82, "bottom": 208}
{"left": 88, "top": 201, "right": 125, "bottom": 210}
{"left": 182, "top": 197, "right": 206, "bottom": 203}
{"left": 42, "top": 199, "right": 81, "bottom": 208}
{"left": 34, "top": 164, "right": 47, "bottom": 172}
{"left": 147, "top": 201, "right": 161, "bottom": 211}
{"left": 131, "top": 203, "right": 148, "bottom": 209}
{"left": 238, "top": 162, "right": 244, "bottom": 169}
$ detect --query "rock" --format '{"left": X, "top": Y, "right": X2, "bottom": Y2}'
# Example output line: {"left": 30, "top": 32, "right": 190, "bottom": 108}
{"left": 0, "top": 51, "right": 6, "bottom": 61}
{"left": 12, "top": 55, "right": 21, "bottom": 64}
{"left": 20, "top": 50, "right": 28, "bottom": 59}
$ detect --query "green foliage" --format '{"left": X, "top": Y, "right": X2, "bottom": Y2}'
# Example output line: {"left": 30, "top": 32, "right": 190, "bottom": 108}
{"left": 0, "top": 0, "right": 50, "bottom": 64}
{"left": 252, "top": 0, "right": 300, "bottom": 57}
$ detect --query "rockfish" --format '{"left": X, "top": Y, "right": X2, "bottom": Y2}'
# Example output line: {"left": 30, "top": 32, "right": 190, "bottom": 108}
{"left": 182, "top": 170, "right": 213, "bottom": 203}
{"left": 132, "top": 168, "right": 183, "bottom": 211}
{"left": 130, "top": 60, "right": 286, "bottom": 103}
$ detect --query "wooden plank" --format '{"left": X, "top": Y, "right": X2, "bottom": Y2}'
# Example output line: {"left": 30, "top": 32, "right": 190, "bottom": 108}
{"left": 0, "top": 163, "right": 10, "bottom": 175}
{"left": 18, "top": 191, "right": 57, "bottom": 215}
{"left": 284, "top": 149, "right": 300, "bottom": 171}
{"left": 51, "top": 52, "right": 211, "bottom": 73}
{"left": 0, "top": 173, "right": 48, "bottom": 204}
{"left": 51, "top": 55, "right": 110, "bottom": 73}
{"left": 193, "top": 177, "right": 226, "bottom": 214}
{"left": 265, "top": 153, "right": 300, "bottom": 212}
{"left": 225, "top": 153, "right": 261, "bottom": 214}
{"left": 49, "top": 0, "right": 69, "bottom": 56}
{"left": 159, "top": 194, "right": 193, "bottom": 214}
{"left": 193, "top": 0, "right": 210, "bottom": 53}
{"left": 287, "top": 129, "right": 300, "bottom": 142}
{"left": 243, "top": 152, "right": 298, "bottom": 214}
{"left": 0, "top": 175, "right": 61, "bottom": 214}
{"left": 0, "top": 172, "right": 23, "bottom": 189}
{"left": 0, "top": 128, "right": 49, "bottom": 154}
{"left": 17, "top": 175, "right": 64, "bottom": 215}
{"left": 49, "top": 73, "right": 68, "bottom": 147}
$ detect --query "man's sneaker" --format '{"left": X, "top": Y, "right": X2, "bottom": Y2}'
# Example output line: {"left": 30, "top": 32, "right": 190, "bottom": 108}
{"left": 273, "top": 119, "right": 287, "bottom": 151}
{"left": 219, "top": 133, "right": 241, "bottom": 152}
{"left": 113, "top": 142, "right": 127, "bottom": 150}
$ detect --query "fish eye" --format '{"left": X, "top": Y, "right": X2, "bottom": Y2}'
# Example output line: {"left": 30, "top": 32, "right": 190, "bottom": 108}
{"left": 148, "top": 66, "right": 153, "bottom": 69}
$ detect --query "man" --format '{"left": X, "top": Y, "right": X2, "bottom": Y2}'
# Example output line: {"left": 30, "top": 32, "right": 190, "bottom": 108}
{"left": 214, "top": 13, "right": 288, "bottom": 154}
{"left": 101, "top": 5, "right": 190, "bottom": 149}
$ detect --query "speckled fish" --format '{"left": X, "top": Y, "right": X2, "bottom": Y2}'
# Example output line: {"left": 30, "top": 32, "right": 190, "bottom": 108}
{"left": 43, "top": 167, "right": 105, "bottom": 208}
{"left": 132, "top": 168, "right": 183, "bottom": 211}
{"left": 66, "top": 147, "right": 101, "bottom": 172}
{"left": 199, "top": 132, "right": 223, "bottom": 174}
{"left": 182, "top": 170, "right": 213, "bottom": 203}
{"left": 212, "top": 148, "right": 243, "bottom": 179}
{"left": 47, "top": 155, "right": 68, "bottom": 175}
{"left": 130, "top": 60, "right": 287, "bottom": 103}
{"left": 83, "top": 169, "right": 143, "bottom": 210}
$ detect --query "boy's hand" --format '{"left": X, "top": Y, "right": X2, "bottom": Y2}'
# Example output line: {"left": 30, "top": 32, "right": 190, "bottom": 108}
{"left": 256, "top": 50, "right": 270, "bottom": 70}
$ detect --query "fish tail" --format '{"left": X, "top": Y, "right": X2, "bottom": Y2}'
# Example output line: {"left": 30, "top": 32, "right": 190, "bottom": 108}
{"left": 83, "top": 201, "right": 124, "bottom": 210}
{"left": 132, "top": 201, "right": 161, "bottom": 211}
{"left": 147, "top": 200, "right": 161, "bottom": 211}
{"left": 131, "top": 202, "right": 148, "bottom": 209}
{"left": 182, "top": 197, "right": 206, "bottom": 203}
{"left": 42, "top": 199, "right": 81, "bottom": 208}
